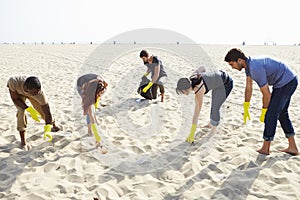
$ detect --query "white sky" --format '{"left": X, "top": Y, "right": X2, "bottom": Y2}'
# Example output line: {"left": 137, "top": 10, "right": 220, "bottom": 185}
{"left": 0, "top": 0, "right": 299, "bottom": 44}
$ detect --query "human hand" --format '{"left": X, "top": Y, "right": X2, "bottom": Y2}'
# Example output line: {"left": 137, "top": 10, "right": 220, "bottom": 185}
{"left": 43, "top": 124, "right": 53, "bottom": 142}
{"left": 186, "top": 124, "right": 197, "bottom": 143}
{"left": 91, "top": 123, "right": 101, "bottom": 142}
{"left": 243, "top": 102, "right": 251, "bottom": 124}
{"left": 143, "top": 71, "right": 150, "bottom": 77}
{"left": 26, "top": 106, "right": 41, "bottom": 122}
{"left": 96, "top": 143, "right": 107, "bottom": 154}
{"left": 94, "top": 97, "right": 100, "bottom": 109}
{"left": 260, "top": 108, "right": 268, "bottom": 123}
{"left": 142, "top": 82, "right": 153, "bottom": 93}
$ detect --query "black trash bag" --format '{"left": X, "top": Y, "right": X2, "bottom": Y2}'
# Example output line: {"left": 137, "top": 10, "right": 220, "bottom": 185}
{"left": 137, "top": 76, "right": 154, "bottom": 100}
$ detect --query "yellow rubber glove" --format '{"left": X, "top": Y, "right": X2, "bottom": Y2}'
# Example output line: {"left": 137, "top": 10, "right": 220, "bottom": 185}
{"left": 186, "top": 124, "right": 197, "bottom": 143}
{"left": 43, "top": 124, "right": 53, "bottom": 142}
{"left": 142, "top": 82, "right": 153, "bottom": 93}
{"left": 143, "top": 71, "right": 150, "bottom": 77}
{"left": 260, "top": 108, "right": 268, "bottom": 123}
{"left": 26, "top": 106, "right": 41, "bottom": 122}
{"left": 91, "top": 123, "right": 101, "bottom": 142}
{"left": 94, "top": 97, "right": 100, "bottom": 109}
{"left": 243, "top": 102, "right": 251, "bottom": 124}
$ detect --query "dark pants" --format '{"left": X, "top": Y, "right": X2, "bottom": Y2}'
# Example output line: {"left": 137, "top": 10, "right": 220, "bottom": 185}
{"left": 151, "top": 84, "right": 165, "bottom": 99}
{"left": 263, "top": 77, "right": 298, "bottom": 141}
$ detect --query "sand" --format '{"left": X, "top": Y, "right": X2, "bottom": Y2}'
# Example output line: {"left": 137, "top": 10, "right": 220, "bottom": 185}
{"left": 0, "top": 43, "right": 300, "bottom": 200}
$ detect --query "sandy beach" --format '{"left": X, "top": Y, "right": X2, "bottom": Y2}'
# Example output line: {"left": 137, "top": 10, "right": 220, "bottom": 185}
{"left": 0, "top": 43, "right": 300, "bottom": 200}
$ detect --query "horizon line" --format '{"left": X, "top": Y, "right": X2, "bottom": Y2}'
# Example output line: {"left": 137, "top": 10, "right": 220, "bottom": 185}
{"left": 1, "top": 42, "right": 300, "bottom": 46}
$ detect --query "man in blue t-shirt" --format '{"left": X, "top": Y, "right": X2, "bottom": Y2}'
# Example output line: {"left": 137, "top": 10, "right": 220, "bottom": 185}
{"left": 224, "top": 48, "right": 299, "bottom": 155}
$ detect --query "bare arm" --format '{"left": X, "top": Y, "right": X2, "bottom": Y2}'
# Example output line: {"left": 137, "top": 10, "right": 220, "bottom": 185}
{"left": 151, "top": 64, "right": 160, "bottom": 83}
{"left": 192, "top": 87, "right": 205, "bottom": 124}
{"left": 9, "top": 89, "right": 28, "bottom": 110}
{"left": 87, "top": 105, "right": 96, "bottom": 124}
{"left": 260, "top": 84, "right": 271, "bottom": 108}
{"left": 245, "top": 76, "right": 253, "bottom": 102}
{"left": 41, "top": 104, "right": 53, "bottom": 125}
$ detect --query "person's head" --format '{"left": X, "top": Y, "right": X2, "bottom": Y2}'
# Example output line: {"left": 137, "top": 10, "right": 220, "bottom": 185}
{"left": 176, "top": 78, "right": 193, "bottom": 95}
{"left": 140, "top": 50, "right": 149, "bottom": 64}
{"left": 224, "top": 48, "right": 247, "bottom": 71}
{"left": 24, "top": 76, "right": 41, "bottom": 96}
{"left": 95, "top": 80, "right": 108, "bottom": 98}
{"left": 82, "top": 79, "right": 108, "bottom": 115}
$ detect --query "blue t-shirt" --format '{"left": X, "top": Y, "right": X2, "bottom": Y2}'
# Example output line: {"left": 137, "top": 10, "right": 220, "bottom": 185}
{"left": 245, "top": 56, "right": 296, "bottom": 88}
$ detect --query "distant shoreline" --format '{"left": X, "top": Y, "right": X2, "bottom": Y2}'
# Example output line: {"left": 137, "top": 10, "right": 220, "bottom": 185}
{"left": 1, "top": 42, "right": 300, "bottom": 46}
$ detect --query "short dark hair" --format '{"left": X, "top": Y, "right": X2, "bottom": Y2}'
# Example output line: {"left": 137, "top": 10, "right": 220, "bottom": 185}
{"left": 176, "top": 78, "right": 191, "bottom": 95}
{"left": 224, "top": 48, "right": 247, "bottom": 62}
{"left": 140, "top": 50, "right": 149, "bottom": 58}
{"left": 24, "top": 76, "right": 41, "bottom": 90}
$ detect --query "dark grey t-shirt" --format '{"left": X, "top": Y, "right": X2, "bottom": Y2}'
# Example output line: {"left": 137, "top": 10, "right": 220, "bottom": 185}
{"left": 145, "top": 56, "right": 167, "bottom": 82}
{"left": 77, "top": 74, "right": 98, "bottom": 88}
{"left": 201, "top": 71, "right": 225, "bottom": 93}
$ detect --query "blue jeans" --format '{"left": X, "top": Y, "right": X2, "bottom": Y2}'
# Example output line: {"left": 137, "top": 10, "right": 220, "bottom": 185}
{"left": 263, "top": 77, "right": 298, "bottom": 141}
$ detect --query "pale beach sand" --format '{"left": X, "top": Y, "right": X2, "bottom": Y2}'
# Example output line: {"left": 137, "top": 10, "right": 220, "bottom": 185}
{"left": 0, "top": 44, "right": 300, "bottom": 200}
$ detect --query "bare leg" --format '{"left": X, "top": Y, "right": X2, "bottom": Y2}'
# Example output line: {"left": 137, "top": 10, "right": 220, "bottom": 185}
{"left": 158, "top": 84, "right": 165, "bottom": 102}
{"left": 20, "top": 130, "right": 26, "bottom": 147}
{"left": 257, "top": 140, "right": 271, "bottom": 155}
{"left": 202, "top": 122, "right": 212, "bottom": 128}
{"left": 201, "top": 123, "right": 218, "bottom": 134}
{"left": 87, "top": 124, "right": 92, "bottom": 136}
{"left": 160, "top": 93, "right": 164, "bottom": 102}
{"left": 94, "top": 113, "right": 98, "bottom": 125}
{"left": 19, "top": 131, "right": 31, "bottom": 150}
{"left": 210, "top": 125, "right": 218, "bottom": 134}
{"left": 280, "top": 136, "right": 299, "bottom": 155}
